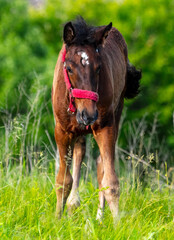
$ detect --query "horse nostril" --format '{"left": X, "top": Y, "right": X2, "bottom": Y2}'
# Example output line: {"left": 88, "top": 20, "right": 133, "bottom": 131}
{"left": 81, "top": 110, "right": 98, "bottom": 125}
{"left": 81, "top": 110, "right": 88, "bottom": 122}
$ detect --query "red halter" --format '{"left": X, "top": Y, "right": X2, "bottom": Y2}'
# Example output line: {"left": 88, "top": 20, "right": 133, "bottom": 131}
{"left": 62, "top": 46, "right": 99, "bottom": 113}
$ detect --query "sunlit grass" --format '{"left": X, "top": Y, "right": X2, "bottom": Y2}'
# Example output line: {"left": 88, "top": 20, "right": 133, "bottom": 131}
{"left": 0, "top": 168, "right": 173, "bottom": 240}
{"left": 0, "top": 86, "right": 173, "bottom": 239}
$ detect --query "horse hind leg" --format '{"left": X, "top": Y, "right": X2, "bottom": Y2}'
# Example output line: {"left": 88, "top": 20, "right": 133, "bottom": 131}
{"left": 96, "top": 155, "right": 105, "bottom": 222}
{"left": 67, "top": 136, "right": 86, "bottom": 215}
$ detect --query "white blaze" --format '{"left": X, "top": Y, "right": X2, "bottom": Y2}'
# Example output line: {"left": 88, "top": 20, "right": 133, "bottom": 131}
{"left": 78, "top": 51, "right": 89, "bottom": 65}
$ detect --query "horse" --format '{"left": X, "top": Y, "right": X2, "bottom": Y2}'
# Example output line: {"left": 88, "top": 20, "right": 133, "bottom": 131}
{"left": 52, "top": 17, "right": 141, "bottom": 220}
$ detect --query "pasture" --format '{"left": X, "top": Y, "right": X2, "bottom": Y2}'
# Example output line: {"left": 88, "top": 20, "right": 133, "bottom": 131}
{"left": 1, "top": 165, "right": 173, "bottom": 239}
{"left": 0, "top": 102, "right": 174, "bottom": 239}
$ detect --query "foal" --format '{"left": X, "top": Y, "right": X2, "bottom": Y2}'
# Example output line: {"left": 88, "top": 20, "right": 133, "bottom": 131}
{"left": 52, "top": 18, "right": 141, "bottom": 220}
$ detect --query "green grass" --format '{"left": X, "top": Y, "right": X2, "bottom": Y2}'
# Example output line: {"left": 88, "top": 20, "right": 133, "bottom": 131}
{"left": 0, "top": 82, "right": 173, "bottom": 239}
{"left": 0, "top": 168, "right": 174, "bottom": 240}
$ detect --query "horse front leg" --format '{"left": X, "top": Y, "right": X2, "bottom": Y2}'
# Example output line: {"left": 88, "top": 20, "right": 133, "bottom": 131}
{"left": 96, "top": 155, "right": 105, "bottom": 221}
{"left": 94, "top": 126, "right": 119, "bottom": 220}
{"left": 67, "top": 136, "right": 86, "bottom": 214}
{"left": 55, "top": 123, "right": 73, "bottom": 218}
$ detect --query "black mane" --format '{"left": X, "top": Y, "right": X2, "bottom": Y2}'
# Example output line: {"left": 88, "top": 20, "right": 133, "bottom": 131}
{"left": 67, "top": 17, "right": 97, "bottom": 45}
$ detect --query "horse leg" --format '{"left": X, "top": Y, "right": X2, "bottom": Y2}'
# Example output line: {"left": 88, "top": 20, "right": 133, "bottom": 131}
{"left": 96, "top": 155, "right": 105, "bottom": 221}
{"left": 94, "top": 125, "right": 119, "bottom": 220}
{"left": 67, "top": 136, "right": 86, "bottom": 215}
{"left": 55, "top": 124, "right": 73, "bottom": 218}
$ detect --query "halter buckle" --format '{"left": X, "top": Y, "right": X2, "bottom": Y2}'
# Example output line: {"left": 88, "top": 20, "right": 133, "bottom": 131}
{"left": 67, "top": 108, "right": 75, "bottom": 114}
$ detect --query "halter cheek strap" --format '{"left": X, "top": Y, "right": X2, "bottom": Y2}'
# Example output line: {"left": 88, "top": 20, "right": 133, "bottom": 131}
{"left": 62, "top": 46, "right": 99, "bottom": 113}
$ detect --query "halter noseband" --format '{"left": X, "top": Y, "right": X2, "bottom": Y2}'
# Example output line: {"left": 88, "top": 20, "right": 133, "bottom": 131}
{"left": 62, "top": 46, "right": 99, "bottom": 114}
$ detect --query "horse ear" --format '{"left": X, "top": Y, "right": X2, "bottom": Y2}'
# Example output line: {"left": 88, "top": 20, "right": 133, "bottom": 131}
{"left": 63, "top": 22, "right": 75, "bottom": 45}
{"left": 95, "top": 22, "right": 112, "bottom": 46}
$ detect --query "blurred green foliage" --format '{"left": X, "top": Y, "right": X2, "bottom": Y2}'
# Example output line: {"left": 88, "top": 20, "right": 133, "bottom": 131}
{"left": 0, "top": 0, "right": 173, "bottom": 154}
{"left": 0, "top": 0, "right": 47, "bottom": 110}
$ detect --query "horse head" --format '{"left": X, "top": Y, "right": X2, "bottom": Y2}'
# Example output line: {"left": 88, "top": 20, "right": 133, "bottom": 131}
{"left": 62, "top": 18, "right": 112, "bottom": 126}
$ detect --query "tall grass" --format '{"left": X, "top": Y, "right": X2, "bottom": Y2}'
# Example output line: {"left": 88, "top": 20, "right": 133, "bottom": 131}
{"left": 0, "top": 85, "right": 174, "bottom": 239}
{"left": 0, "top": 81, "right": 56, "bottom": 175}
{"left": 0, "top": 168, "right": 174, "bottom": 239}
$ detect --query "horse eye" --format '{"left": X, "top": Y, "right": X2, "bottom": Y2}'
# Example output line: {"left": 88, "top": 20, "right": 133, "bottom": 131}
{"left": 67, "top": 66, "right": 73, "bottom": 74}
{"left": 96, "top": 66, "right": 101, "bottom": 74}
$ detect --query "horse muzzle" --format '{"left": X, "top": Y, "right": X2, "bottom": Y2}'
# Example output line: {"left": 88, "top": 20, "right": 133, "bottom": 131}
{"left": 76, "top": 109, "right": 98, "bottom": 126}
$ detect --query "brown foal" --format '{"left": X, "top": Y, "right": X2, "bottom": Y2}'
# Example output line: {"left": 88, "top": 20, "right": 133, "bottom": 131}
{"left": 52, "top": 17, "right": 141, "bottom": 220}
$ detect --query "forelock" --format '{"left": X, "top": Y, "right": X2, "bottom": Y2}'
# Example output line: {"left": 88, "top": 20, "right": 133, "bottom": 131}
{"left": 70, "top": 17, "right": 96, "bottom": 45}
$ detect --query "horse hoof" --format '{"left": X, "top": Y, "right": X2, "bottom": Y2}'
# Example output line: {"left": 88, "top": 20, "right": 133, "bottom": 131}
{"left": 67, "top": 193, "right": 80, "bottom": 215}
{"left": 67, "top": 202, "right": 80, "bottom": 215}
{"left": 96, "top": 208, "right": 103, "bottom": 223}
{"left": 56, "top": 203, "right": 64, "bottom": 219}
{"left": 56, "top": 209, "right": 62, "bottom": 219}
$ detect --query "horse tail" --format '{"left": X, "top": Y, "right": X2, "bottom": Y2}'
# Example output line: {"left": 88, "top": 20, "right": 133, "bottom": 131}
{"left": 124, "top": 61, "right": 142, "bottom": 99}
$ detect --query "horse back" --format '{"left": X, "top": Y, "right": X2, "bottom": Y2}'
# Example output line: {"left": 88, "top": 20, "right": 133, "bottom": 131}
{"left": 98, "top": 27, "right": 128, "bottom": 110}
